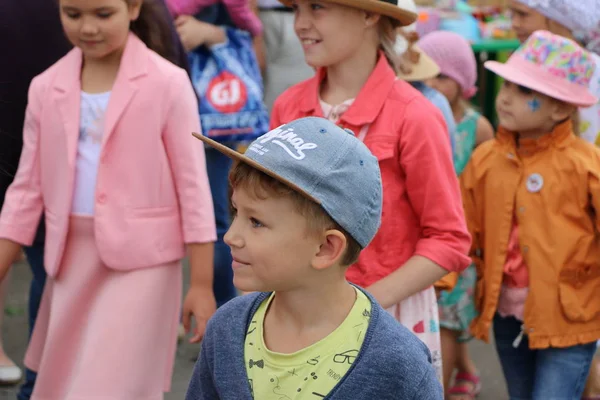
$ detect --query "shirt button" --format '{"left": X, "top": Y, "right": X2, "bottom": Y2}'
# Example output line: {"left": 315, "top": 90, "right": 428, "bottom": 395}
{"left": 97, "top": 193, "right": 107, "bottom": 204}
{"left": 519, "top": 206, "right": 526, "bottom": 214}
{"left": 523, "top": 246, "right": 529, "bottom": 254}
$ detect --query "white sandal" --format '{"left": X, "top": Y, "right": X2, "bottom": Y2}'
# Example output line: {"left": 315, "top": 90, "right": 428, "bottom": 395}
{"left": 0, "top": 365, "right": 23, "bottom": 385}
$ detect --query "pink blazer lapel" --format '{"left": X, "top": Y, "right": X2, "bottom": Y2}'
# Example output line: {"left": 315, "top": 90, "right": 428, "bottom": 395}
{"left": 53, "top": 48, "right": 82, "bottom": 168}
{"left": 101, "top": 33, "right": 148, "bottom": 149}
{"left": 52, "top": 33, "right": 149, "bottom": 166}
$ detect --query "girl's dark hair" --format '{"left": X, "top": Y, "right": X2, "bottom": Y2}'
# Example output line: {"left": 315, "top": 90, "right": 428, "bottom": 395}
{"left": 129, "top": 0, "right": 182, "bottom": 66}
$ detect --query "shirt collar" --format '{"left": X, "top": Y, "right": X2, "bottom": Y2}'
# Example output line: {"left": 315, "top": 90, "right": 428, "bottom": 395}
{"left": 496, "top": 118, "right": 576, "bottom": 154}
{"left": 298, "top": 52, "right": 397, "bottom": 125}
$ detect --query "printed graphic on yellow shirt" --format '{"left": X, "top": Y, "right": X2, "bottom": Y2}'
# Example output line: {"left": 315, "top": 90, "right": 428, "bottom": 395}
{"left": 244, "top": 288, "right": 372, "bottom": 399}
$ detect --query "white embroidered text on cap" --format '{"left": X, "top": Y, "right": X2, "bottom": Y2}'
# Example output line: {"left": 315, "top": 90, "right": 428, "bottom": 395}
{"left": 257, "top": 126, "right": 318, "bottom": 160}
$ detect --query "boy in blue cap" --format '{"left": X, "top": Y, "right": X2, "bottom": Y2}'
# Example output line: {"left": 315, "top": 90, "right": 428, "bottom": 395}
{"left": 187, "top": 117, "right": 443, "bottom": 399}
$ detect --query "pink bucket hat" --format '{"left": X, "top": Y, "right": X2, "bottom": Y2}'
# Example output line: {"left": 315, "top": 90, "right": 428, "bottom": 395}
{"left": 485, "top": 30, "right": 598, "bottom": 107}
{"left": 417, "top": 31, "right": 478, "bottom": 99}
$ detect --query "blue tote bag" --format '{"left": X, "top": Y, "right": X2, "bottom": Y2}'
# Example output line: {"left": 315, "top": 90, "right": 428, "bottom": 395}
{"left": 188, "top": 20, "right": 269, "bottom": 143}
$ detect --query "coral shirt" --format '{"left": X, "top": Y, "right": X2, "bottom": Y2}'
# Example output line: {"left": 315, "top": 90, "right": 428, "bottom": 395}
{"left": 496, "top": 219, "right": 529, "bottom": 322}
{"left": 271, "top": 54, "right": 471, "bottom": 287}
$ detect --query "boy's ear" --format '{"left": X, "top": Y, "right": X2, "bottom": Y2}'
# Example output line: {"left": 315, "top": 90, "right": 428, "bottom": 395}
{"left": 312, "top": 230, "right": 347, "bottom": 271}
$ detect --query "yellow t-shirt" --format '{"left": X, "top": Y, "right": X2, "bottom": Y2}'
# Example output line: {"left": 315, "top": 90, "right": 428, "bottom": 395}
{"left": 244, "top": 288, "right": 371, "bottom": 399}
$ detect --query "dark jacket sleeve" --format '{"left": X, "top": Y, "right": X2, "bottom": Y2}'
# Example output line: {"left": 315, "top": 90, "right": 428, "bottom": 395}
{"left": 409, "top": 365, "right": 444, "bottom": 400}
{"left": 185, "top": 330, "right": 219, "bottom": 400}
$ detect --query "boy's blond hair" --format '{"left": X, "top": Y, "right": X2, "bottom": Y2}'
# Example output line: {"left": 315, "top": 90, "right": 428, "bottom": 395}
{"left": 229, "top": 161, "right": 362, "bottom": 266}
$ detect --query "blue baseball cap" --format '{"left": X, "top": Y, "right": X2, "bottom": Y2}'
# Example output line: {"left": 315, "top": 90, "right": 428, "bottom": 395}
{"left": 193, "top": 117, "right": 383, "bottom": 248}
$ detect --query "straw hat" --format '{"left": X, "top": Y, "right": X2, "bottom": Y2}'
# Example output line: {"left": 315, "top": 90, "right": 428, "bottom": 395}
{"left": 278, "top": 0, "right": 418, "bottom": 26}
{"left": 395, "top": 30, "right": 440, "bottom": 82}
{"left": 394, "top": 0, "right": 440, "bottom": 81}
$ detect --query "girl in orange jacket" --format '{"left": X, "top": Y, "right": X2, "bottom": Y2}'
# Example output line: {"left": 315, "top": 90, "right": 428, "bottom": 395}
{"left": 461, "top": 31, "right": 600, "bottom": 399}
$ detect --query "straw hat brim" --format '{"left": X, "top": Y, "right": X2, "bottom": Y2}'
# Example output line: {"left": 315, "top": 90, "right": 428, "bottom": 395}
{"left": 397, "top": 46, "right": 440, "bottom": 82}
{"left": 278, "top": 0, "right": 417, "bottom": 26}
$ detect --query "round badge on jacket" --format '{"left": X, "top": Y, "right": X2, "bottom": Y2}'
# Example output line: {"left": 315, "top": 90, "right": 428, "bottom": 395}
{"left": 526, "top": 173, "right": 544, "bottom": 193}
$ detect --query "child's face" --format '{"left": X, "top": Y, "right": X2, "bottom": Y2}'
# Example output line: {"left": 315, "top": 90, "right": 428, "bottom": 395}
{"left": 426, "top": 75, "right": 462, "bottom": 106}
{"left": 495, "top": 80, "right": 565, "bottom": 134}
{"left": 225, "top": 187, "right": 323, "bottom": 293}
{"left": 292, "top": 0, "right": 377, "bottom": 68}
{"left": 508, "top": 0, "right": 548, "bottom": 43}
{"left": 59, "top": 0, "right": 141, "bottom": 62}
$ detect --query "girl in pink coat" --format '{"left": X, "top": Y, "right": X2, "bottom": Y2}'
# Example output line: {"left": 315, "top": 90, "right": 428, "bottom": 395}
{"left": 0, "top": 0, "right": 217, "bottom": 398}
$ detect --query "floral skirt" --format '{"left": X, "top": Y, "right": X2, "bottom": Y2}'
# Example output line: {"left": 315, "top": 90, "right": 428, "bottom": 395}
{"left": 438, "top": 264, "right": 478, "bottom": 342}
{"left": 386, "top": 286, "right": 443, "bottom": 383}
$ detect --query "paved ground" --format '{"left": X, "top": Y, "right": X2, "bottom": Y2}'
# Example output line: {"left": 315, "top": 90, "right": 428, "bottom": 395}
{"left": 0, "top": 261, "right": 509, "bottom": 399}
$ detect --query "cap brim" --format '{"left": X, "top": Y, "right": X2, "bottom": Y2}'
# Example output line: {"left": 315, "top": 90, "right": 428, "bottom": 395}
{"left": 397, "top": 46, "right": 441, "bottom": 82}
{"left": 485, "top": 60, "right": 598, "bottom": 108}
{"left": 192, "top": 133, "right": 322, "bottom": 204}
{"left": 278, "top": 0, "right": 417, "bottom": 26}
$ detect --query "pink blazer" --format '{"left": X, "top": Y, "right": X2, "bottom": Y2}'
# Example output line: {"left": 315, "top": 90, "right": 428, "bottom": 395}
{"left": 0, "top": 34, "right": 217, "bottom": 277}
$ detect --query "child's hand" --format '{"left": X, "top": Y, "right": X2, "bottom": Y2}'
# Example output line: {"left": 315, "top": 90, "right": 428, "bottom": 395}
{"left": 182, "top": 286, "right": 217, "bottom": 343}
{"left": 175, "top": 16, "right": 226, "bottom": 51}
{"left": 0, "top": 239, "right": 21, "bottom": 282}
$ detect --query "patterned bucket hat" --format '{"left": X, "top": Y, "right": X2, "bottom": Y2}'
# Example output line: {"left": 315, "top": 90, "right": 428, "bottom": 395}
{"left": 485, "top": 30, "right": 598, "bottom": 107}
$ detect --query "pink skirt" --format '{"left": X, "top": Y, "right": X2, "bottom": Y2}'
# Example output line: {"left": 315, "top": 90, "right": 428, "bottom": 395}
{"left": 25, "top": 217, "right": 182, "bottom": 400}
